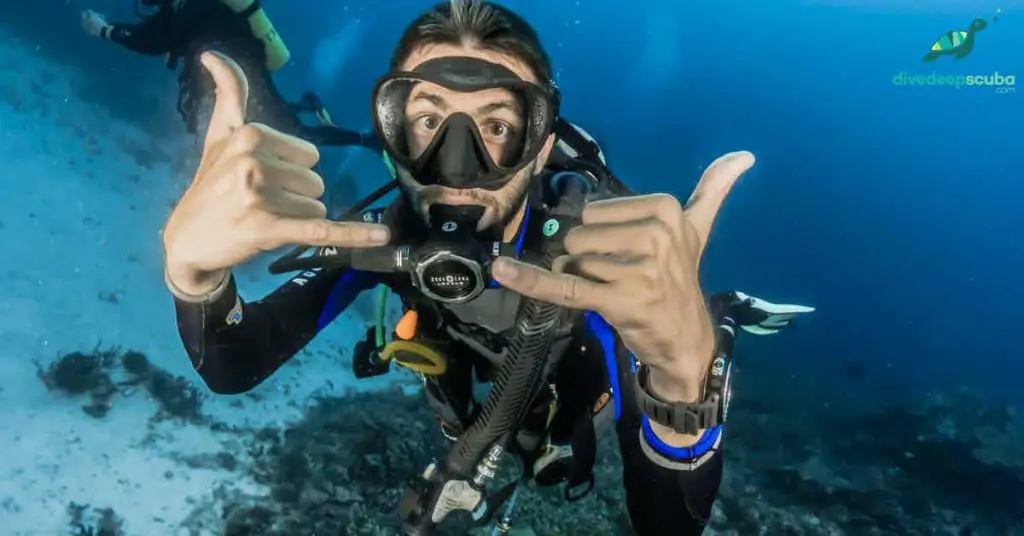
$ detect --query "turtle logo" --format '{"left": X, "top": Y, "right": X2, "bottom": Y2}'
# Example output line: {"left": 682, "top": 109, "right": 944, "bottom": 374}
{"left": 923, "top": 10, "right": 1000, "bottom": 62}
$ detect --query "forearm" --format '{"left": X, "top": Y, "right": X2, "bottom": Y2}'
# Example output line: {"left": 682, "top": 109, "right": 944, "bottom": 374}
{"left": 622, "top": 438, "right": 723, "bottom": 535}
{"left": 618, "top": 400, "right": 723, "bottom": 535}
{"left": 173, "top": 266, "right": 373, "bottom": 394}
{"left": 596, "top": 313, "right": 723, "bottom": 533}
{"left": 174, "top": 273, "right": 321, "bottom": 393}
{"left": 645, "top": 290, "right": 717, "bottom": 446}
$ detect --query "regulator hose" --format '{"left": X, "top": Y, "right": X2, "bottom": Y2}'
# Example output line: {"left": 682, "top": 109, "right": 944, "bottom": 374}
{"left": 443, "top": 252, "right": 564, "bottom": 477}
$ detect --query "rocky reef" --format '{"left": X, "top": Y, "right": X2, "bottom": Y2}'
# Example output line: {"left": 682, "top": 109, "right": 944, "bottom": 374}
{"left": 37, "top": 346, "right": 204, "bottom": 423}
{"left": 42, "top": 349, "right": 1022, "bottom": 535}
{"left": 170, "top": 386, "right": 1022, "bottom": 535}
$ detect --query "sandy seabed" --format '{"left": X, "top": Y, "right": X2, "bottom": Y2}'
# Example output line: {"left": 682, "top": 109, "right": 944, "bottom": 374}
{"left": 0, "top": 30, "right": 398, "bottom": 535}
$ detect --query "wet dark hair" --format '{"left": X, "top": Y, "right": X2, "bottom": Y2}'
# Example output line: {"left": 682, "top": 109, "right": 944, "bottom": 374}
{"left": 390, "top": 0, "right": 554, "bottom": 84}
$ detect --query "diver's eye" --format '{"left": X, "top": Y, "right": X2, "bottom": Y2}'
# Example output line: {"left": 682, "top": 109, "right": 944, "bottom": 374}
{"left": 413, "top": 114, "right": 441, "bottom": 133}
{"left": 482, "top": 121, "right": 513, "bottom": 141}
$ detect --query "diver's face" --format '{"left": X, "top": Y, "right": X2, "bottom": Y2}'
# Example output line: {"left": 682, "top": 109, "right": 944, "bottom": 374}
{"left": 398, "top": 43, "right": 555, "bottom": 233}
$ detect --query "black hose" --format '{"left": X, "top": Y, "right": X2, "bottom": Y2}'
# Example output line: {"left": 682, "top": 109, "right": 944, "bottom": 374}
{"left": 344, "top": 179, "right": 399, "bottom": 219}
{"left": 442, "top": 177, "right": 590, "bottom": 477}
{"left": 444, "top": 253, "right": 564, "bottom": 477}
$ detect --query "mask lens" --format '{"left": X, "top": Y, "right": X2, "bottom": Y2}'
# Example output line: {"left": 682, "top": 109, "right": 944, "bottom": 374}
{"left": 371, "top": 59, "right": 557, "bottom": 189}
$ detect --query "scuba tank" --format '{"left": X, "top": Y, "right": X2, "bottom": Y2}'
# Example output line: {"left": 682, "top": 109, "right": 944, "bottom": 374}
{"left": 134, "top": 0, "right": 291, "bottom": 72}
{"left": 219, "top": 0, "right": 291, "bottom": 70}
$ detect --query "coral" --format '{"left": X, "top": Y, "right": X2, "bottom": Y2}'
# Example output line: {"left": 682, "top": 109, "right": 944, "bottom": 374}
{"left": 223, "top": 504, "right": 277, "bottom": 536}
{"left": 145, "top": 369, "right": 204, "bottom": 422}
{"left": 37, "top": 346, "right": 202, "bottom": 421}
{"left": 214, "top": 385, "right": 1016, "bottom": 536}
{"left": 66, "top": 502, "right": 123, "bottom": 536}
{"left": 37, "top": 345, "right": 120, "bottom": 418}
{"left": 38, "top": 347, "right": 116, "bottom": 395}
{"left": 120, "top": 348, "right": 204, "bottom": 422}
{"left": 179, "top": 388, "right": 629, "bottom": 535}
{"left": 41, "top": 347, "right": 1019, "bottom": 535}
{"left": 121, "top": 350, "right": 151, "bottom": 377}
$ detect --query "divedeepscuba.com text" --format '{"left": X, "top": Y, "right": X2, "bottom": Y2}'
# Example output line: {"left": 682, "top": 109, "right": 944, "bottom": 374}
{"left": 892, "top": 71, "right": 1016, "bottom": 93}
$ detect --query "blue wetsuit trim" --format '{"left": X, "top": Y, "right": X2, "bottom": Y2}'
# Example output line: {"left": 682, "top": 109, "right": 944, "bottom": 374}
{"left": 514, "top": 208, "right": 531, "bottom": 254}
{"left": 316, "top": 270, "right": 378, "bottom": 331}
{"left": 585, "top": 311, "right": 621, "bottom": 421}
{"left": 584, "top": 308, "right": 722, "bottom": 459}
{"left": 642, "top": 418, "right": 722, "bottom": 461}
{"left": 488, "top": 207, "right": 531, "bottom": 288}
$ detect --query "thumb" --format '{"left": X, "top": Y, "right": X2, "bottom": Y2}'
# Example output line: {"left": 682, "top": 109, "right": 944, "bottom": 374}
{"left": 685, "top": 150, "right": 755, "bottom": 247}
{"left": 199, "top": 51, "right": 249, "bottom": 155}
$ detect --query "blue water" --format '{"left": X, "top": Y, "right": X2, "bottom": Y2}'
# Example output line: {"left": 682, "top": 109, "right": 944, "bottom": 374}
{"left": 0, "top": 0, "right": 1021, "bottom": 534}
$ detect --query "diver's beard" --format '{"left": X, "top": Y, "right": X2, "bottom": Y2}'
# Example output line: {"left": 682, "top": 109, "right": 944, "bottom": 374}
{"left": 402, "top": 169, "right": 532, "bottom": 234}
{"left": 416, "top": 187, "right": 506, "bottom": 231}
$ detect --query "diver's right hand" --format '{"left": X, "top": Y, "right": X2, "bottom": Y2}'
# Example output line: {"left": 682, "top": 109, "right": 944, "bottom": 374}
{"left": 162, "top": 51, "right": 390, "bottom": 298}
{"left": 81, "top": 10, "right": 109, "bottom": 38}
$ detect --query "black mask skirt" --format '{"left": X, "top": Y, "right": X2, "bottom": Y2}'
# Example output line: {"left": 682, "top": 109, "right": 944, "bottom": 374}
{"left": 371, "top": 56, "right": 560, "bottom": 191}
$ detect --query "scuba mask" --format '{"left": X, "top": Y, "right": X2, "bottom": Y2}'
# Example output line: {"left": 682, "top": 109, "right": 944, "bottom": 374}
{"left": 371, "top": 56, "right": 560, "bottom": 191}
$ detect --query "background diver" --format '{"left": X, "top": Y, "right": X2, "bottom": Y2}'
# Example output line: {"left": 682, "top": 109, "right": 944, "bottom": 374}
{"left": 160, "top": 1, "right": 814, "bottom": 534}
{"left": 80, "top": 0, "right": 379, "bottom": 151}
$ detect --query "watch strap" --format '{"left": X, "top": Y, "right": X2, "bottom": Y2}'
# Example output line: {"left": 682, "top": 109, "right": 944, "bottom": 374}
{"left": 634, "top": 365, "right": 723, "bottom": 436}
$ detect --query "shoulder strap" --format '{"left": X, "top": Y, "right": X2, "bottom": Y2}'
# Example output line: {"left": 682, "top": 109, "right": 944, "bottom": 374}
{"left": 550, "top": 118, "right": 634, "bottom": 196}
{"left": 553, "top": 118, "right": 605, "bottom": 164}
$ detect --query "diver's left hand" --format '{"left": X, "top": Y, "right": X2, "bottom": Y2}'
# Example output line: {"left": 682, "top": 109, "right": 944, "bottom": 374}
{"left": 81, "top": 10, "right": 109, "bottom": 38}
{"left": 494, "top": 151, "right": 755, "bottom": 400}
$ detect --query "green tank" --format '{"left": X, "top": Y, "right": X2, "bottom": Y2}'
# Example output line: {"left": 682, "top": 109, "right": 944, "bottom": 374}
{"left": 220, "top": 0, "right": 291, "bottom": 71}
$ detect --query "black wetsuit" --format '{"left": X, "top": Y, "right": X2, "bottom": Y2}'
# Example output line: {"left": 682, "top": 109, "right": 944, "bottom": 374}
{"left": 173, "top": 190, "right": 735, "bottom": 534}
{"left": 104, "top": 0, "right": 374, "bottom": 149}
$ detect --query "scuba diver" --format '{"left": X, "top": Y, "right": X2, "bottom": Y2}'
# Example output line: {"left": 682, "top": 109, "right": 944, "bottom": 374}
{"left": 80, "top": 0, "right": 378, "bottom": 151}
{"left": 160, "top": 1, "right": 814, "bottom": 534}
